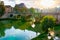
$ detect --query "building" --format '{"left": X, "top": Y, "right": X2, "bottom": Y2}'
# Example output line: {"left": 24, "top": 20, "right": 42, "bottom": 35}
{"left": 1, "top": 5, "right": 13, "bottom": 18}
{"left": 5, "top": 5, "right": 13, "bottom": 13}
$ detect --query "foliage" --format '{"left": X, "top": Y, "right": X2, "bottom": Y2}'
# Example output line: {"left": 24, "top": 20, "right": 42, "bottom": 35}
{"left": 54, "top": 25, "right": 60, "bottom": 37}
{"left": 32, "top": 25, "right": 60, "bottom": 40}
{"left": 0, "top": 5, "right": 5, "bottom": 16}
{"left": 29, "top": 8, "right": 35, "bottom": 14}
{"left": 0, "top": 21, "right": 5, "bottom": 37}
{"left": 27, "top": 23, "right": 42, "bottom": 33}
{"left": 32, "top": 32, "right": 48, "bottom": 40}
{"left": 29, "top": 8, "right": 36, "bottom": 17}
{"left": 40, "top": 15, "right": 56, "bottom": 32}
{"left": 0, "top": 18, "right": 31, "bottom": 37}
{"left": 14, "top": 5, "right": 29, "bottom": 15}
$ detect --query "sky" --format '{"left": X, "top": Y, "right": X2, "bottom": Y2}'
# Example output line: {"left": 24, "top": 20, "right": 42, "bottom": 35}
{"left": 0, "top": 0, "right": 60, "bottom": 9}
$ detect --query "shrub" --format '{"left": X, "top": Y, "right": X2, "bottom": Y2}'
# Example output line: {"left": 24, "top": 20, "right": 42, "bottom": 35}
{"left": 41, "top": 15, "right": 56, "bottom": 32}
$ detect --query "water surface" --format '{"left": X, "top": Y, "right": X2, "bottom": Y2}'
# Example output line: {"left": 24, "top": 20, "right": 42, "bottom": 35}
{"left": 0, "top": 26, "right": 39, "bottom": 40}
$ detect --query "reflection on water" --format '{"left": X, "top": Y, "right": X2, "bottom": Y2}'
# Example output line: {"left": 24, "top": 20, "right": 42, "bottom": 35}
{"left": 0, "top": 26, "right": 39, "bottom": 40}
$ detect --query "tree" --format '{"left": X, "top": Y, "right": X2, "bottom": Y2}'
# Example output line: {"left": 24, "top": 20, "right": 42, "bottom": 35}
{"left": 14, "top": 3, "right": 31, "bottom": 20}
{"left": 14, "top": 3, "right": 29, "bottom": 15}
{"left": 41, "top": 15, "right": 56, "bottom": 33}
{"left": 29, "top": 8, "right": 35, "bottom": 17}
{"left": 0, "top": 5, "right": 5, "bottom": 17}
{"left": 29, "top": 8, "right": 35, "bottom": 13}
{"left": 32, "top": 15, "right": 56, "bottom": 40}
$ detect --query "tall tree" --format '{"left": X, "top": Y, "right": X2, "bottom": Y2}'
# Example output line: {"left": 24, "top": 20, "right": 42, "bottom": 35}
{"left": 0, "top": 1, "right": 5, "bottom": 17}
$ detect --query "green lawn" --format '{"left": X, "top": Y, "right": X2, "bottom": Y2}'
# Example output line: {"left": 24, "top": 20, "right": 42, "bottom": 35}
{"left": 32, "top": 25, "right": 60, "bottom": 40}
{"left": 54, "top": 25, "right": 60, "bottom": 37}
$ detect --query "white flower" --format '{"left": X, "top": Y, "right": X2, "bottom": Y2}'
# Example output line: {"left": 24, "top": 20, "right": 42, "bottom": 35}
{"left": 48, "top": 36, "right": 51, "bottom": 39}
{"left": 31, "top": 24, "right": 35, "bottom": 28}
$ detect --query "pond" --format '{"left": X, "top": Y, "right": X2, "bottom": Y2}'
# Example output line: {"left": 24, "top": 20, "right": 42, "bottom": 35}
{"left": 0, "top": 26, "right": 40, "bottom": 40}
{"left": 1, "top": 20, "right": 60, "bottom": 40}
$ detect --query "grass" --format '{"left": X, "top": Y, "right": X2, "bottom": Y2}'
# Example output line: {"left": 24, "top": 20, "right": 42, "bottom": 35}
{"left": 54, "top": 25, "right": 60, "bottom": 37}
{"left": 32, "top": 25, "right": 60, "bottom": 40}
{"left": 54, "top": 25, "right": 60, "bottom": 31}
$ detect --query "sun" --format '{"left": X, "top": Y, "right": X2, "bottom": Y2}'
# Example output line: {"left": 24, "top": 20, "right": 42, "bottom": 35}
{"left": 40, "top": 0, "right": 55, "bottom": 9}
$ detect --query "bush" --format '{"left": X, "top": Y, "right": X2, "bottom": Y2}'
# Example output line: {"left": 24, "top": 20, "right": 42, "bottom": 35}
{"left": 40, "top": 15, "right": 56, "bottom": 32}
